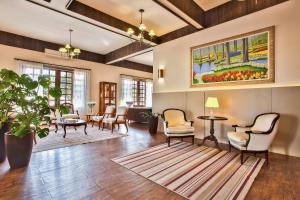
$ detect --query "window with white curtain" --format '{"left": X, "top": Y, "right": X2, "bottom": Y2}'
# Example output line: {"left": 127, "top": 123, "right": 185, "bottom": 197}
{"left": 120, "top": 75, "right": 153, "bottom": 107}
{"left": 19, "top": 60, "right": 90, "bottom": 112}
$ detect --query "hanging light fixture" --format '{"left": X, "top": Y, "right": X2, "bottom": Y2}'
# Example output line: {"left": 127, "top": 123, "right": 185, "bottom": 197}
{"left": 59, "top": 29, "right": 81, "bottom": 59}
{"left": 127, "top": 9, "right": 156, "bottom": 44}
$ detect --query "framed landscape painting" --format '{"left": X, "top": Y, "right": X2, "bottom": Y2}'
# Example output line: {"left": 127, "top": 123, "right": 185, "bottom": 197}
{"left": 191, "top": 26, "right": 275, "bottom": 87}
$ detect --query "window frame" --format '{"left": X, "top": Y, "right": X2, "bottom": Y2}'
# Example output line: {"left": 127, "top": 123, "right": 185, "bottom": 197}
{"left": 121, "top": 75, "right": 152, "bottom": 107}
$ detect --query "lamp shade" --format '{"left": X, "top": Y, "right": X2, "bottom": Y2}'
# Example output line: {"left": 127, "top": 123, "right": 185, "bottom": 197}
{"left": 205, "top": 97, "right": 219, "bottom": 108}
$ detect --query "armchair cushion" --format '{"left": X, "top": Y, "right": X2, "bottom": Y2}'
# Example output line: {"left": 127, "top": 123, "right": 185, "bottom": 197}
{"left": 92, "top": 115, "right": 103, "bottom": 122}
{"left": 167, "top": 125, "right": 195, "bottom": 134}
{"left": 227, "top": 131, "right": 249, "bottom": 146}
{"left": 102, "top": 117, "right": 126, "bottom": 124}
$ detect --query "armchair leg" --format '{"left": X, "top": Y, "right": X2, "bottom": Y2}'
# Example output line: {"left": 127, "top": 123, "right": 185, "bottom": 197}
{"left": 111, "top": 123, "right": 114, "bottom": 133}
{"left": 92, "top": 121, "right": 94, "bottom": 127}
{"left": 241, "top": 151, "right": 244, "bottom": 164}
{"left": 265, "top": 151, "right": 269, "bottom": 165}
{"left": 125, "top": 123, "right": 128, "bottom": 133}
{"left": 228, "top": 141, "right": 231, "bottom": 152}
{"left": 167, "top": 137, "right": 170, "bottom": 147}
{"left": 192, "top": 136, "right": 195, "bottom": 145}
{"left": 102, "top": 123, "right": 105, "bottom": 131}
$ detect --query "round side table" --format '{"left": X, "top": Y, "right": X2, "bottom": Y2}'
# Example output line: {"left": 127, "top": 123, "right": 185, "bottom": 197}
{"left": 197, "top": 116, "right": 228, "bottom": 149}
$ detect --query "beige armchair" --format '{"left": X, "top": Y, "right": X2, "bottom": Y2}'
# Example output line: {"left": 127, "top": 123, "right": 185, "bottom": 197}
{"left": 227, "top": 113, "right": 280, "bottom": 164}
{"left": 91, "top": 105, "right": 115, "bottom": 129}
{"left": 102, "top": 106, "right": 128, "bottom": 133}
{"left": 44, "top": 107, "right": 60, "bottom": 127}
{"left": 162, "top": 109, "right": 195, "bottom": 147}
{"left": 60, "top": 103, "right": 80, "bottom": 119}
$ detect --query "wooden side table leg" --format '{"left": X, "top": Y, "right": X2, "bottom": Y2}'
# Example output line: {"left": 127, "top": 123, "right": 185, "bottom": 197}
{"left": 84, "top": 124, "right": 87, "bottom": 135}
{"left": 55, "top": 124, "right": 58, "bottom": 133}
{"left": 63, "top": 125, "right": 67, "bottom": 138}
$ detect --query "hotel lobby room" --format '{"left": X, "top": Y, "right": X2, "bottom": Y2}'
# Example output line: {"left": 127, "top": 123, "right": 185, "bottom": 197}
{"left": 0, "top": 0, "right": 300, "bottom": 199}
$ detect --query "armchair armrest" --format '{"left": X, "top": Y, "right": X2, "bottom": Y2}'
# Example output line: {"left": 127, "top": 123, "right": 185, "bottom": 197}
{"left": 245, "top": 130, "right": 265, "bottom": 134}
{"left": 185, "top": 121, "right": 194, "bottom": 126}
{"left": 232, "top": 124, "right": 252, "bottom": 132}
{"left": 163, "top": 121, "right": 169, "bottom": 128}
{"left": 246, "top": 132, "right": 271, "bottom": 151}
{"left": 232, "top": 124, "right": 252, "bottom": 128}
{"left": 115, "top": 114, "right": 127, "bottom": 122}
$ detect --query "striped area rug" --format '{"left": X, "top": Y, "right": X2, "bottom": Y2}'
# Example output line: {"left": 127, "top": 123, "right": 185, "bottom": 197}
{"left": 112, "top": 141, "right": 265, "bottom": 200}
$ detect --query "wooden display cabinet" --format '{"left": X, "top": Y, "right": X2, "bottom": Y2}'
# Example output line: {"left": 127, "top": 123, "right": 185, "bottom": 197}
{"left": 99, "top": 82, "right": 117, "bottom": 115}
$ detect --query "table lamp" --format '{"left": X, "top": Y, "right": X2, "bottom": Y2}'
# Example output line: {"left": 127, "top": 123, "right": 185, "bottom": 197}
{"left": 87, "top": 102, "right": 96, "bottom": 114}
{"left": 205, "top": 97, "right": 219, "bottom": 116}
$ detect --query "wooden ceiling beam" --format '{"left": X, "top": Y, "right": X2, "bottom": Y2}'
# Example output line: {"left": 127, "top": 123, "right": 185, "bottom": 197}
{"left": 112, "top": 60, "right": 153, "bottom": 73}
{"left": 158, "top": 25, "right": 199, "bottom": 44}
{"left": 67, "top": 0, "right": 158, "bottom": 44}
{"left": 105, "top": 42, "right": 153, "bottom": 64}
{"left": 205, "top": 0, "right": 289, "bottom": 28}
{"left": 0, "top": 30, "right": 152, "bottom": 73}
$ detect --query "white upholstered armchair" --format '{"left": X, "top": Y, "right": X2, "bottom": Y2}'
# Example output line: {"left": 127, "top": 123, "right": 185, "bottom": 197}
{"left": 227, "top": 113, "right": 280, "bottom": 164}
{"left": 162, "top": 109, "right": 195, "bottom": 147}
{"left": 91, "top": 105, "right": 115, "bottom": 129}
{"left": 102, "top": 106, "right": 129, "bottom": 133}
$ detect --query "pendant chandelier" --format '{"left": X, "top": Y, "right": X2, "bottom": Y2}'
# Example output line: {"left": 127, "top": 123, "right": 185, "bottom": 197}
{"left": 59, "top": 29, "right": 81, "bottom": 59}
{"left": 127, "top": 9, "right": 156, "bottom": 44}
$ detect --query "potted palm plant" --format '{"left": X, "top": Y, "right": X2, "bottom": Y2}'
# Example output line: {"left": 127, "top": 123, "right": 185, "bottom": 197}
{"left": 141, "top": 111, "right": 160, "bottom": 134}
{"left": 0, "top": 69, "right": 63, "bottom": 169}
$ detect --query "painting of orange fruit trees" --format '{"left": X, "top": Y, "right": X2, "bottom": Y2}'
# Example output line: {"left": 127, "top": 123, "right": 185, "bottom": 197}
{"left": 191, "top": 27, "right": 274, "bottom": 87}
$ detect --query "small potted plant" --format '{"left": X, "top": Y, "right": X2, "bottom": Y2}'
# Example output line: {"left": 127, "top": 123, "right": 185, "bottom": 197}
{"left": 142, "top": 111, "right": 160, "bottom": 134}
{"left": 0, "top": 69, "right": 63, "bottom": 169}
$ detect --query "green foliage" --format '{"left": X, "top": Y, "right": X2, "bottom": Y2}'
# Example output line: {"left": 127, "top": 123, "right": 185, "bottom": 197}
{"left": 0, "top": 69, "right": 63, "bottom": 138}
{"left": 141, "top": 111, "right": 160, "bottom": 120}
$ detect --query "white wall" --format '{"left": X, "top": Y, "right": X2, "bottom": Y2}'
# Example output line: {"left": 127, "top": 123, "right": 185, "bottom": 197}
{"left": 152, "top": 0, "right": 300, "bottom": 157}
{"left": 153, "top": 0, "right": 299, "bottom": 93}
{"left": 0, "top": 44, "right": 152, "bottom": 112}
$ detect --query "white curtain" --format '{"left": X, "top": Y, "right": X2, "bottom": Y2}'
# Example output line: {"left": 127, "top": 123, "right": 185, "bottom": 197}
{"left": 18, "top": 60, "right": 44, "bottom": 96}
{"left": 146, "top": 80, "right": 153, "bottom": 107}
{"left": 120, "top": 75, "right": 135, "bottom": 106}
{"left": 73, "top": 69, "right": 90, "bottom": 114}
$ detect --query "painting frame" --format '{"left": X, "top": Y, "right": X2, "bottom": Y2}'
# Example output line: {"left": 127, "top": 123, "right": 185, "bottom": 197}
{"left": 190, "top": 26, "right": 275, "bottom": 88}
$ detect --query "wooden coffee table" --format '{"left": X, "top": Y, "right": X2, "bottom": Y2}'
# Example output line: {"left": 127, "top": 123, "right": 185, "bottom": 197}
{"left": 55, "top": 119, "right": 87, "bottom": 138}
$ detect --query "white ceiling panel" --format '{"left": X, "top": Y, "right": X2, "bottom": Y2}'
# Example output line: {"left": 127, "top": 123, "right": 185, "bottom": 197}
{"left": 127, "top": 51, "right": 153, "bottom": 66}
{"left": 0, "top": 0, "right": 132, "bottom": 54}
{"left": 193, "top": 0, "right": 231, "bottom": 11}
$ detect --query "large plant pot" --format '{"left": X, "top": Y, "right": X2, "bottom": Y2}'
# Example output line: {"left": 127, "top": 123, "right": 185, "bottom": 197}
{"left": 0, "top": 123, "right": 9, "bottom": 162}
{"left": 5, "top": 132, "right": 33, "bottom": 169}
{"left": 148, "top": 117, "right": 158, "bottom": 134}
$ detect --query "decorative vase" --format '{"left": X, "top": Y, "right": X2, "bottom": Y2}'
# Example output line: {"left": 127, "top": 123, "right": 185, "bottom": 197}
{"left": 148, "top": 117, "right": 158, "bottom": 134}
{"left": 0, "top": 122, "right": 9, "bottom": 162}
{"left": 5, "top": 132, "right": 33, "bottom": 169}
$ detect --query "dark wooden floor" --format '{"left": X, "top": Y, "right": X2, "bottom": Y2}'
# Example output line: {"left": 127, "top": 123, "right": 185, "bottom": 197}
{"left": 0, "top": 123, "right": 299, "bottom": 200}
